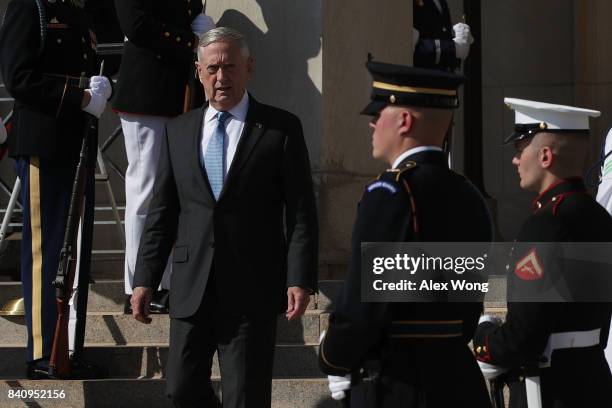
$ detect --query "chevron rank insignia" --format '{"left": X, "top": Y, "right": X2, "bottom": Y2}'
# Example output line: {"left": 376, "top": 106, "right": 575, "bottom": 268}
{"left": 514, "top": 249, "right": 544, "bottom": 280}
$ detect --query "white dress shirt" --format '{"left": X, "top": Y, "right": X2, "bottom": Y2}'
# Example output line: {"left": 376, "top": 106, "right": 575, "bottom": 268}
{"left": 200, "top": 91, "right": 249, "bottom": 177}
{"left": 392, "top": 146, "right": 444, "bottom": 169}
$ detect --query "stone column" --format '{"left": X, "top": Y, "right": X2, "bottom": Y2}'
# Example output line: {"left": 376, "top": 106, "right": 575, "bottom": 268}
{"left": 319, "top": 0, "right": 412, "bottom": 276}
{"left": 574, "top": 0, "right": 612, "bottom": 163}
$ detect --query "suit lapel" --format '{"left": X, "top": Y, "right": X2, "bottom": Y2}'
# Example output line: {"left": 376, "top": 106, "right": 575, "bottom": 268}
{"left": 190, "top": 104, "right": 216, "bottom": 203}
{"left": 220, "top": 95, "right": 265, "bottom": 199}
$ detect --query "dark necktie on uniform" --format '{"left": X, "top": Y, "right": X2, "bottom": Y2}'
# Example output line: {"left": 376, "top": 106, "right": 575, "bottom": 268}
{"left": 204, "top": 111, "right": 231, "bottom": 200}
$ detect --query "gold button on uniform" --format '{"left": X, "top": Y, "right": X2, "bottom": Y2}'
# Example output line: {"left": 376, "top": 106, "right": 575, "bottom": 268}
{"left": 476, "top": 346, "right": 482, "bottom": 353}
{"left": 176, "top": 37, "right": 181, "bottom": 42}
{"left": 83, "top": 53, "right": 87, "bottom": 59}
{"left": 188, "top": 10, "right": 192, "bottom": 16}
{"left": 57, "top": 38, "right": 62, "bottom": 44}
{"left": 187, "top": 42, "right": 192, "bottom": 47}
{"left": 164, "top": 32, "right": 170, "bottom": 38}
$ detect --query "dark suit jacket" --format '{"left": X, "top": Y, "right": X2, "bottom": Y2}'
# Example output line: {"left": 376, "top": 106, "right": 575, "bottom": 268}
{"left": 133, "top": 96, "right": 319, "bottom": 318}
{"left": 112, "top": 0, "right": 202, "bottom": 116}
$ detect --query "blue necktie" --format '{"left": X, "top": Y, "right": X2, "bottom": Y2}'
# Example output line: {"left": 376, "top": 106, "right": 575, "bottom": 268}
{"left": 204, "top": 111, "right": 231, "bottom": 200}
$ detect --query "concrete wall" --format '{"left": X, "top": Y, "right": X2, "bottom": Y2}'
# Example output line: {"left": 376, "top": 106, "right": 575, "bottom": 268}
{"left": 574, "top": 0, "right": 612, "bottom": 171}
{"left": 318, "top": 0, "right": 412, "bottom": 270}
{"left": 480, "top": 0, "right": 576, "bottom": 240}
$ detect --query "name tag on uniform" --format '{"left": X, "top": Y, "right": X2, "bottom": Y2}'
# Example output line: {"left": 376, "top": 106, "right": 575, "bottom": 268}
{"left": 367, "top": 181, "right": 398, "bottom": 194}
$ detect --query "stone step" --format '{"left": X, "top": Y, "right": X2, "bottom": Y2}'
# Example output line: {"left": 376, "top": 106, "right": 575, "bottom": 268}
{"left": 0, "top": 280, "right": 343, "bottom": 313}
{"left": 0, "top": 344, "right": 322, "bottom": 380}
{"left": 0, "top": 310, "right": 328, "bottom": 345}
{"left": 0, "top": 378, "right": 335, "bottom": 408}
{"left": 0, "top": 277, "right": 507, "bottom": 313}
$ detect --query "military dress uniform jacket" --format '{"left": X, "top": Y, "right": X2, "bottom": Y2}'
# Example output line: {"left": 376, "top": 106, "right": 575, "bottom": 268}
{"left": 413, "top": 0, "right": 459, "bottom": 71}
{"left": 0, "top": 0, "right": 98, "bottom": 159}
{"left": 112, "top": 0, "right": 203, "bottom": 116}
{"left": 320, "top": 150, "right": 493, "bottom": 408}
{"left": 473, "top": 178, "right": 612, "bottom": 408}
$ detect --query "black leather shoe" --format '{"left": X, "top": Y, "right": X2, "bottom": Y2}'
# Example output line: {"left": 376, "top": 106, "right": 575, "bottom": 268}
{"left": 69, "top": 356, "right": 109, "bottom": 379}
{"left": 26, "top": 359, "right": 55, "bottom": 380}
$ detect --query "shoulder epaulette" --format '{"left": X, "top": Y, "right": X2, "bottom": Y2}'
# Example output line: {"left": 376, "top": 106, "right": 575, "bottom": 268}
{"left": 380, "top": 161, "right": 418, "bottom": 182}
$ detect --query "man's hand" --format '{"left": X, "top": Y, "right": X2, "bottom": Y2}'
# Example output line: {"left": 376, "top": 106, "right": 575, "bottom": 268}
{"left": 453, "top": 22, "right": 473, "bottom": 60}
{"left": 191, "top": 13, "right": 215, "bottom": 39}
{"left": 81, "top": 89, "right": 106, "bottom": 118}
{"left": 327, "top": 374, "right": 351, "bottom": 400}
{"left": 286, "top": 286, "right": 310, "bottom": 321}
{"left": 89, "top": 76, "right": 112, "bottom": 101}
{"left": 131, "top": 286, "right": 153, "bottom": 324}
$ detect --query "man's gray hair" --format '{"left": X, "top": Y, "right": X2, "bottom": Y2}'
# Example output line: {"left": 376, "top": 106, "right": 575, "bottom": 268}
{"left": 198, "top": 27, "right": 250, "bottom": 59}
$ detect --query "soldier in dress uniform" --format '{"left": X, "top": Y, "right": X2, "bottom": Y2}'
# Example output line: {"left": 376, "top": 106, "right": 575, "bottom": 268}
{"left": 413, "top": 0, "right": 472, "bottom": 71}
{"left": 113, "top": 0, "right": 214, "bottom": 314}
{"left": 0, "top": 0, "right": 112, "bottom": 378}
{"left": 318, "top": 60, "right": 493, "bottom": 407}
{"left": 473, "top": 98, "right": 612, "bottom": 408}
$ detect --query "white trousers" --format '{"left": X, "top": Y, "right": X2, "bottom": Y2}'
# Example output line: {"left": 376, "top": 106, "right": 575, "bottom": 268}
{"left": 120, "top": 113, "right": 172, "bottom": 295}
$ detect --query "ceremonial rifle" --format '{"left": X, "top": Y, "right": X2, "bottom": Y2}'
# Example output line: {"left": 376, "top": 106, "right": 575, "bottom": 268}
{"left": 49, "top": 62, "right": 104, "bottom": 378}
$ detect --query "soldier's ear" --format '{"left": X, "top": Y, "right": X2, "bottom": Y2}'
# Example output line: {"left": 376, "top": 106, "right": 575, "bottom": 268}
{"left": 398, "top": 110, "right": 414, "bottom": 135}
{"left": 539, "top": 146, "right": 555, "bottom": 169}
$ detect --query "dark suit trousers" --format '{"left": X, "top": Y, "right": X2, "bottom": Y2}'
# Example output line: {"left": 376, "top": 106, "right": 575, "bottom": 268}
{"left": 166, "top": 274, "right": 278, "bottom": 408}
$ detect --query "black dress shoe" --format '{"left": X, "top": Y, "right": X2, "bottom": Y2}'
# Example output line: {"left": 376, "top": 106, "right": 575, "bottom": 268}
{"left": 26, "top": 358, "right": 55, "bottom": 380}
{"left": 69, "top": 355, "right": 109, "bottom": 379}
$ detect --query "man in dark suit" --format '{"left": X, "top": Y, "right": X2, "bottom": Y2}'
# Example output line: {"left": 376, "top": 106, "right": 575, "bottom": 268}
{"left": 318, "top": 61, "right": 493, "bottom": 407}
{"left": 130, "top": 27, "right": 318, "bottom": 408}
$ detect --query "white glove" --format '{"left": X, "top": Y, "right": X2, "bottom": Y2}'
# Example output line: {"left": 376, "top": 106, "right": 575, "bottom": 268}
{"left": 453, "top": 22, "right": 473, "bottom": 60}
{"left": 328, "top": 374, "right": 351, "bottom": 400}
{"left": 191, "top": 13, "right": 215, "bottom": 38}
{"left": 82, "top": 89, "right": 106, "bottom": 119}
{"left": 89, "top": 75, "right": 112, "bottom": 101}
{"left": 478, "top": 360, "right": 508, "bottom": 381}
{"left": 479, "top": 314, "right": 502, "bottom": 326}
{"left": 413, "top": 28, "right": 420, "bottom": 48}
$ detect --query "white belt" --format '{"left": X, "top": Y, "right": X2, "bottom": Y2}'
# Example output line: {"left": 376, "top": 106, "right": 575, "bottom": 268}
{"left": 525, "top": 328, "right": 601, "bottom": 408}
{"left": 541, "top": 328, "right": 601, "bottom": 368}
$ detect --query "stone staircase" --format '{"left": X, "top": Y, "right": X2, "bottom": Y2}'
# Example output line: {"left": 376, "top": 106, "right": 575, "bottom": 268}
{"left": 0, "top": 265, "right": 507, "bottom": 407}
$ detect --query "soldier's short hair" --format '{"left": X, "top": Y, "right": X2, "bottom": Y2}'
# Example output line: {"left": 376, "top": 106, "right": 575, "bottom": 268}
{"left": 198, "top": 27, "right": 250, "bottom": 59}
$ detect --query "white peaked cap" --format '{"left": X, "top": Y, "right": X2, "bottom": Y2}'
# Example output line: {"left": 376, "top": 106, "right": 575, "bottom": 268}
{"left": 505, "top": 98, "right": 600, "bottom": 130}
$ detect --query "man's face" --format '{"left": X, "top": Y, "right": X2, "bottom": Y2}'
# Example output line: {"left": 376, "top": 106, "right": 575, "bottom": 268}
{"left": 196, "top": 41, "right": 253, "bottom": 111}
{"left": 368, "top": 106, "right": 401, "bottom": 161}
{"left": 511, "top": 137, "right": 545, "bottom": 192}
